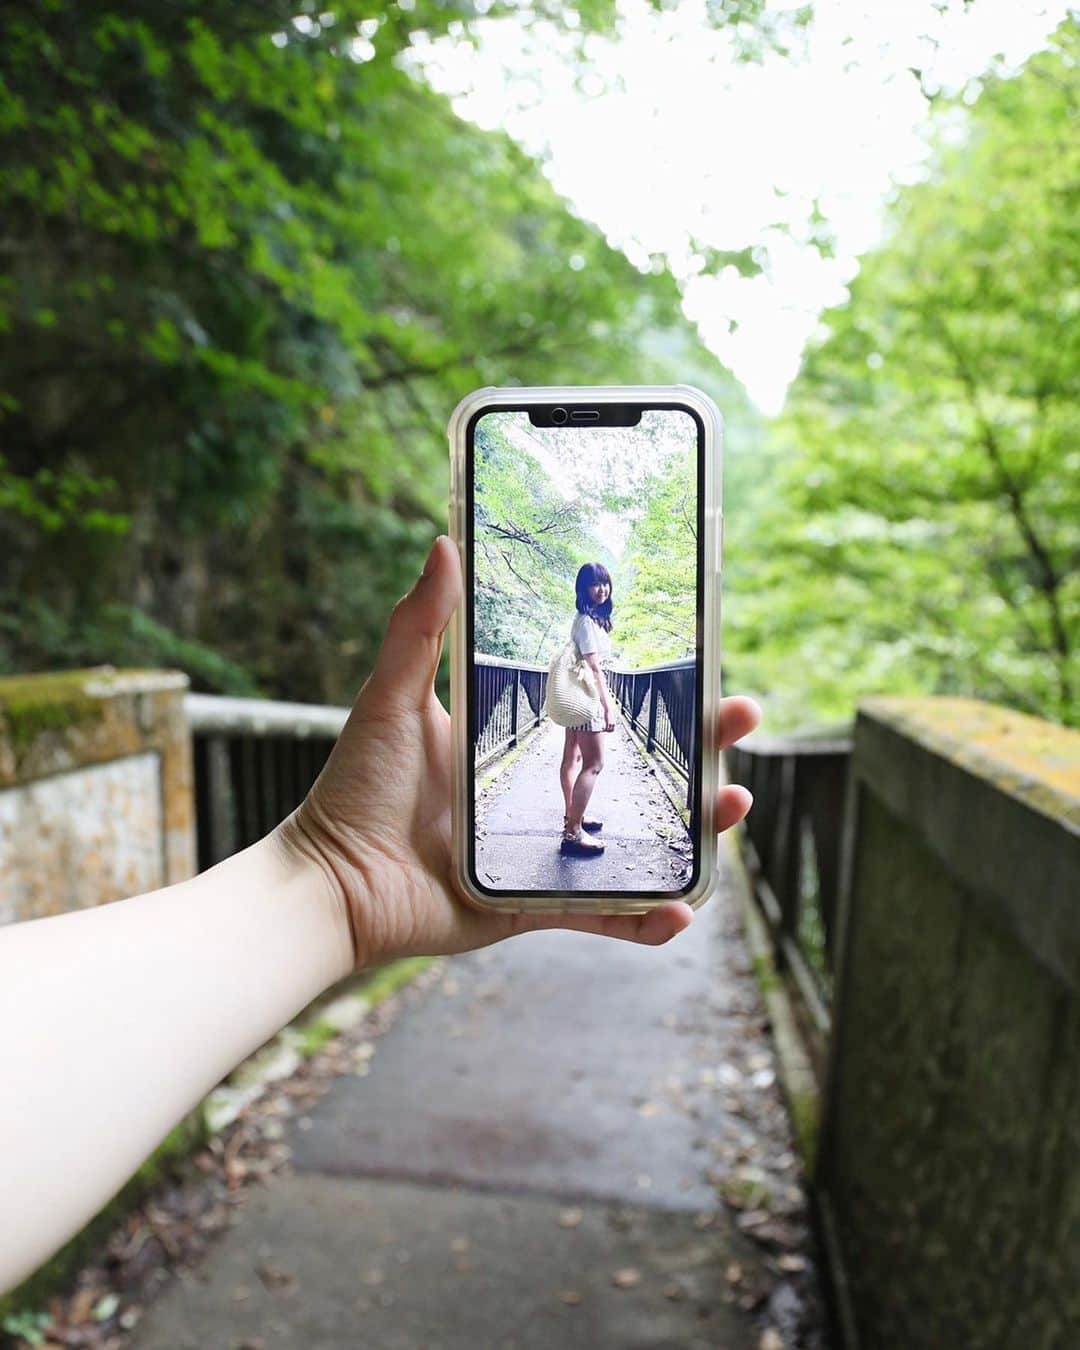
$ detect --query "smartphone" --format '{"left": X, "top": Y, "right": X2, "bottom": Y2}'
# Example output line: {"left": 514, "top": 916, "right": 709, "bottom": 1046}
{"left": 447, "top": 385, "right": 722, "bottom": 915}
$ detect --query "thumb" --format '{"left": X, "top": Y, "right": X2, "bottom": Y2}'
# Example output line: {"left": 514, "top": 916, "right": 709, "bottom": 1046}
{"left": 363, "top": 535, "right": 461, "bottom": 712}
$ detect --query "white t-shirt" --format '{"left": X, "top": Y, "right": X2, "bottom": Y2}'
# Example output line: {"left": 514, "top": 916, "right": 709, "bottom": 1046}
{"left": 571, "top": 612, "right": 613, "bottom": 666}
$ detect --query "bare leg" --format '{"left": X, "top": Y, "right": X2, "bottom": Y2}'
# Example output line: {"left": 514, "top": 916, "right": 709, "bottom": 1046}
{"left": 565, "top": 732, "right": 604, "bottom": 832}
{"left": 560, "top": 730, "right": 583, "bottom": 818}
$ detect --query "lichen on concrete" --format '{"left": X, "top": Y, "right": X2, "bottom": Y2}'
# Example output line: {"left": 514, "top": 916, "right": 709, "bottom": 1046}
{"left": 861, "top": 696, "right": 1080, "bottom": 826}
{"left": 0, "top": 669, "right": 111, "bottom": 763}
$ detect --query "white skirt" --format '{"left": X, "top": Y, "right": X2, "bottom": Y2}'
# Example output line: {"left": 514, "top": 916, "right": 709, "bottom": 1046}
{"left": 568, "top": 716, "right": 607, "bottom": 732}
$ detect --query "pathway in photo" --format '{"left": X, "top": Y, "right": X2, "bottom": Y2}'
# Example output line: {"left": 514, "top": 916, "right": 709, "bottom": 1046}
{"left": 475, "top": 720, "right": 694, "bottom": 894}
{"left": 129, "top": 842, "right": 824, "bottom": 1350}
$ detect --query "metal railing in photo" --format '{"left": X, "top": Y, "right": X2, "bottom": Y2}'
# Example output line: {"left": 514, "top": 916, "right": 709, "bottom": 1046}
{"left": 609, "top": 657, "right": 698, "bottom": 808}
{"left": 186, "top": 693, "right": 347, "bottom": 872}
{"left": 724, "top": 728, "right": 852, "bottom": 1065}
{"left": 473, "top": 654, "right": 549, "bottom": 767}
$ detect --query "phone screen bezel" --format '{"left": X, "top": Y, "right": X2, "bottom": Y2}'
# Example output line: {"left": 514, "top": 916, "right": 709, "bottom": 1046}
{"left": 464, "top": 398, "right": 707, "bottom": 902}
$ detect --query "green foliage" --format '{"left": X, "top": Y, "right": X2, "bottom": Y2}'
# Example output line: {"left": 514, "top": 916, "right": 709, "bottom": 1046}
{"left": 1, "top": 1310, "right": 51, "bottom": 1345}
{"left": 474, "top": 415, "right": 602, "bottom": 661}
{"left": 725, "top": 22, "right": 1080, "bottom": 728}
{"left": 617, "top": 440, "right": 699, "bottom": 663}
{"left": 0, "top": 598, "right": 262, "bottom": 696}
{"left": 0, "top": 0, "right": 749, "bottom": 701}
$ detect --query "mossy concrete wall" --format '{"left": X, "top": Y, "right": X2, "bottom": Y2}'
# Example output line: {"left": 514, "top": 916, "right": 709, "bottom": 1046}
{"left": 0, "top": 668, "right": 195, "bottom": 923}
{"left": 816, "top": 698, "right": 1079, "bottom": 1350}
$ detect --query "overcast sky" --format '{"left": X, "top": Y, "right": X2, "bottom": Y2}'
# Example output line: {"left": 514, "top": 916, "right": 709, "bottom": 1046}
{"left": 409, "top": 0, "right": 1073, "bottom": 414}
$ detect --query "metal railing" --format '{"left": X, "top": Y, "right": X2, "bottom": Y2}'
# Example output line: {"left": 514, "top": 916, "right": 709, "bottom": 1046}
{"left": 186, "top": 693, "right": 346, "bottom": 872}
{"left": 474, "top": 653, "right": 698, "bottom": 779}
{"left": 474, "top": 654, "right": 548, "bottom": 766}
{"left": 473, "top": 653, "right": 699, "bottom": 805}
{"left": 725, "top": 727, "right": 852, "bottom": 1066}
{"left": 189, "top": 657, "right": 700, "bottom": 870}
{"left": 609, "top": 657, "right": 697, "bottom": 807}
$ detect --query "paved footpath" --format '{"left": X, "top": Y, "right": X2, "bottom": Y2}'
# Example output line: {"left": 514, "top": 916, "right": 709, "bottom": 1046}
{"left": 476, "top": 720, "right": 694, "bottom": 894}
{"left": 131, "top": 841, "right": 822, "bottom": 1350}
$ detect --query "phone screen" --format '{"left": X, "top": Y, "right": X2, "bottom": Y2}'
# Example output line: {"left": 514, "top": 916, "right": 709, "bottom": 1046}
{"left": 465, "top": 400, "right": 706, "bottom": 902}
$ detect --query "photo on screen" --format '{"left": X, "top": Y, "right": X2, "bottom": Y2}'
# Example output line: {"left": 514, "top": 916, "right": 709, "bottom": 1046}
{"left": 468, "top": 407, "right": 702, "bottom": 898}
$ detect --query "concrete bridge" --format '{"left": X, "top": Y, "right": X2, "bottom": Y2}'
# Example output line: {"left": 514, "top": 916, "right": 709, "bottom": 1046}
{"left": 2, "top": 670, "right": 1077, "bottom": 1350}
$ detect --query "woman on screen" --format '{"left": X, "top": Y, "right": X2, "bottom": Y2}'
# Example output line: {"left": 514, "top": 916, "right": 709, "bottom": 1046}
{"left": 560, "top": 562, "right": 617, "bottom": 857}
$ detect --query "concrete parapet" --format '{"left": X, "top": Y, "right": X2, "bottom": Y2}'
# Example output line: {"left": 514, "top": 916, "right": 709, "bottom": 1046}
{"left": 817, "top": 697, "right": 1079, "bottom": 1350}
{"left": 0, "top": 667, "right": 195, "bottom": 925}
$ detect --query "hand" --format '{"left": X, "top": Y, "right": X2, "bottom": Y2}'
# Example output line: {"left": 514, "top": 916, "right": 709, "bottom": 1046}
{"left": 603, "top": 707, "right": 616, "bottom": 733}
{"left": 274, "top": 535, "right": 761, "bottom": 968}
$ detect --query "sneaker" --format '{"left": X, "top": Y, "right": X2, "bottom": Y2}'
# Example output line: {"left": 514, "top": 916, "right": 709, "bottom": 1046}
{"left": 560, "top": 828, "right": 605, "bottom": 857}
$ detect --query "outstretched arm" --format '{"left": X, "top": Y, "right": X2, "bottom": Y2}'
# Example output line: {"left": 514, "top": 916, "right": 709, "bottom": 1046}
{"left": 0, "top": 831, "right": 353, "bottom": 1293}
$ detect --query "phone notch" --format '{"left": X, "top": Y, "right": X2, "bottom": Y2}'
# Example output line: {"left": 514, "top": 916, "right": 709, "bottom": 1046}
{"left": 528, "top": 404, "right": 642, "bottom": 428}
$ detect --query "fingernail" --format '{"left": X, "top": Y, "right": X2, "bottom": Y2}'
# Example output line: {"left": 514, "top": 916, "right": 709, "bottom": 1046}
{"left": 420, "top": 535, "right": 444, "bottom": 579}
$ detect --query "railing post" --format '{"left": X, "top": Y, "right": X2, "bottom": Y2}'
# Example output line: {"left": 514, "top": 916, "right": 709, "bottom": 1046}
{"left": 510, "top": 668, "right": 520, "bottom": 747}
{"left": 646, "top": 674, "right": 657, "bottom": 753}
{"left": 686, "top": 700, "right": 696, "bottom": 810}
{"left": 770, "top": 754, "right": 800, "bottom": 967}
{"left": 207, "top": 735, "right": 237, "bottom": 863}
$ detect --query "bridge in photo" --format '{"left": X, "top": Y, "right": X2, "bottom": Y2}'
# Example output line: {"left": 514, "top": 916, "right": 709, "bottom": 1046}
{"left": 471, "top": 653, "right": 698, "bottom": 894}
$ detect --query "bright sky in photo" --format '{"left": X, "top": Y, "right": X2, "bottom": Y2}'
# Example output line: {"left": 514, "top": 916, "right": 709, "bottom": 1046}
{"left": 409, "top": 0, "right": 1073, "bottom": 414}
{"left": 487, "top": 410, "right": 696, "bottom": 558}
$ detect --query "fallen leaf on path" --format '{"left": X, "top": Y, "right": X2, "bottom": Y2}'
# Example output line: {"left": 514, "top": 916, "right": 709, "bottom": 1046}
{"left": 735, "top": 1208, "right": 771, "bottom": 1229}
{"left": 759, "top": 1329, "right": 784, "bottom": 1350}
{"left": 558, "top": 1207, "right": 583, "bottom": 1228}
{"left": 611, "top": 1267, "right": 642, "bottom": 1289}
{"left": 558, "top": 1289, "right": 584, "bottom": 1305}
{"left": 68, "top": 1286, "right": 100, "bottom": 1324}
{"left": 255, "top": 1262, "right": 298, "bottom": 1295}
{"left": 92, "top": 1293, "right": 120, "bottom": 1322}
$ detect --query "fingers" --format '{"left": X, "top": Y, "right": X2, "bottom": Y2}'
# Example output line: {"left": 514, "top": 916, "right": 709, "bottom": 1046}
{"left": 364, "top": 535, "right": 462, "bottom": 712}
{"left": 717, "top": 695, "right": 762, "bottom": 749}
{"left": 717, "top": 782, "right": 753, "bottom": 832}
{"left": 716, "top": 699, "right": 758, "bottom": 828}
{"left": 512, "top": 901, "right": 694, "bottom": 947}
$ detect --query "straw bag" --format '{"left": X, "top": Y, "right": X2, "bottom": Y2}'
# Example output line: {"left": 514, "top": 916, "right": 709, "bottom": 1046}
{"left": 543, "top": 640, "right": 605, "bottom": 728}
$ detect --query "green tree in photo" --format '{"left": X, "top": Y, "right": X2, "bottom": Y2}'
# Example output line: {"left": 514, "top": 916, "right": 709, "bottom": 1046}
{"left": 612, "top": 443, "right": 698, "bottom": 665}
{"left": 473, "top": 410, "right": 707, "bottom": 668}
{"left": 473, "top": 416, "right": 606, "bottom": 661}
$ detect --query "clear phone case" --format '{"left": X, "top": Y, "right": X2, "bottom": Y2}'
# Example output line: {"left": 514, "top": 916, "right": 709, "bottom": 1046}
{"left": 447, "top": 385, "right": 723, "bottom": 915}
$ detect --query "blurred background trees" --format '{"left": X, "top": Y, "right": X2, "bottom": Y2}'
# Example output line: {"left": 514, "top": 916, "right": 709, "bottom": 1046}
{"left": 0, "top": 1, "right": 1075, "bottom": 725}
{"left": 723, "top": 26, "right": 1078, "bottom": 726}
{"left": 0, "top": 0, "right": 746, "bottom": 702}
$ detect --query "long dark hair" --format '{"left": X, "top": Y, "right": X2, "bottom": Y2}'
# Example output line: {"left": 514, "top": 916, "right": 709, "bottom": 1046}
{"left": 574, "top": 562, "right": 613, "bottom": 633}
